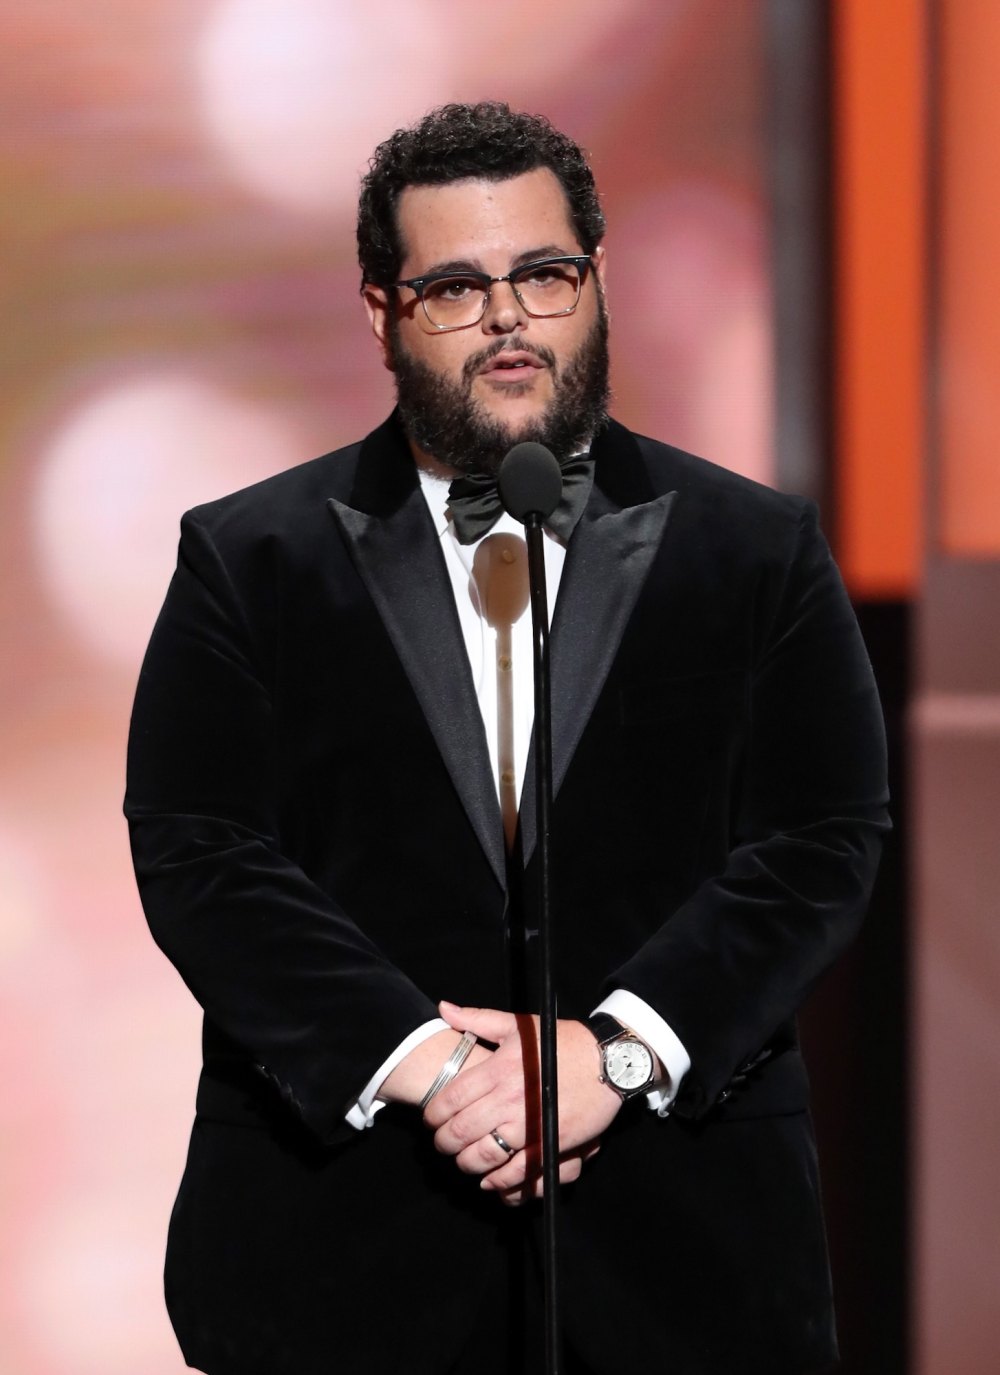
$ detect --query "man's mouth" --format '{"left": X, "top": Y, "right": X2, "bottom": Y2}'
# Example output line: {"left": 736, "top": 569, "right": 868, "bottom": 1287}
{"left": 477, "top": 350, "right": 546, "bottom": 377}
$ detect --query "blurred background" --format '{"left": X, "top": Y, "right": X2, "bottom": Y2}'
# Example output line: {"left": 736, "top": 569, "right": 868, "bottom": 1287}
{"left": 1, "top": 1, "right": 997, "bottom": 1371}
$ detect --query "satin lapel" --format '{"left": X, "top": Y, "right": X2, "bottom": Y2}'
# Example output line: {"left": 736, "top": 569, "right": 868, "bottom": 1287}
{"left": 518, "top": 484, "right": 678, "bottom": 865}
{"left": 327, "top": 437, "right": 506, "bottom": 892}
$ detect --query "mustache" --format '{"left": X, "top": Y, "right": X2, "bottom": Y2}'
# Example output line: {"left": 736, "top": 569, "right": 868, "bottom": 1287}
{"left": 461, "top": 336, "right": 557, "bottom": 383}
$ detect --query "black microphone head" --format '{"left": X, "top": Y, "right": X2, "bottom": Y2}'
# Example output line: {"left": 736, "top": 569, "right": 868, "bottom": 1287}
{"left": 498, "top": 442, "right": 562, "bottom": 524}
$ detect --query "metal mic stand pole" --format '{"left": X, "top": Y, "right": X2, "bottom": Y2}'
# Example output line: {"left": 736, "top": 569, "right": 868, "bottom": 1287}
{"left": 524, "top": 511, "right": 561, "bottom": 1375}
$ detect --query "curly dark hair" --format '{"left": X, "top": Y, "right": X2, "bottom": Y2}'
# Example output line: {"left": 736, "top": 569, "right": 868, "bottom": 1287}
{"left": 357, "top": 101, "right": 605, "bottom": 286}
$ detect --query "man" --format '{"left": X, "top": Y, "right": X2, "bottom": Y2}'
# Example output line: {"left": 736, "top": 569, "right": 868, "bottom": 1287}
{"left": 126, "top": 102, "right": 889, "bottom": 1375}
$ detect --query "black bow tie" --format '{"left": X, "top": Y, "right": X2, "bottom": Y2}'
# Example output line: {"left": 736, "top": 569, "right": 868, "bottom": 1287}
{"left": 446, "top": 453, "right": 595, "bottom": 545}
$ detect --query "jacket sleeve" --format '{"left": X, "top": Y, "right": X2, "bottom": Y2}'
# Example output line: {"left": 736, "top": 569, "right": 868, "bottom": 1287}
{"left": 124, "top": 511, "right": 438, "bottom": 1143}
{"left": 608, "top": 503, "right": 891, "bottom": 1117}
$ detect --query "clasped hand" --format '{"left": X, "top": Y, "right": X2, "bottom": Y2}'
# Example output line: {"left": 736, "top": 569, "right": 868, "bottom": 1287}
{"left": 422, "top": 1001, "right": 622, "bottom": 1205}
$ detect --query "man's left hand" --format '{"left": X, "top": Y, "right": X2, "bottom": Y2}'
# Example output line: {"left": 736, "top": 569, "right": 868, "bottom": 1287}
{"left": 423, "top": 1001, "right": 622, "bottom": 1199}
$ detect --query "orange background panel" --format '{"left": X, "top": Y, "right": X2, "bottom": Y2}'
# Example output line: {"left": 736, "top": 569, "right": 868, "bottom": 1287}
{"left": 939, "top": 0, "right": 1000, "bottom": 557}
{"left": 833, "top": 0, "right": 925, "bottom": 599}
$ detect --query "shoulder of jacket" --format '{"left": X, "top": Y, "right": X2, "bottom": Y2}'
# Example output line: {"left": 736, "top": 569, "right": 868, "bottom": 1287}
{"left": 185, "top": 437, "right": 364, "bottom": 527}
{"left": 619, "top": 426, "right": 818, "bottom": 554}
{"left": 628, "top": 428, "right": 807, "bottom": 511}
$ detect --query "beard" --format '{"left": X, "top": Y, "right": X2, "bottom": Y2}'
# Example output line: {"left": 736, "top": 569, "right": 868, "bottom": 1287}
{"left": 389, "top": 299, "right": 611, "bottom": 477}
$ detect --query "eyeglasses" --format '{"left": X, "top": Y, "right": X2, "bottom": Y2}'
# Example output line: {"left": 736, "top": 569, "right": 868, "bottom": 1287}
{"left": 389, "top": 255, "right": 595, "bottom": 331}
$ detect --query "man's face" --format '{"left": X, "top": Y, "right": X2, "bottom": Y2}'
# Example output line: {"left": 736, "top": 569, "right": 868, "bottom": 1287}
{"left": 365, "top": 167, "right": 609, "bottom": 475}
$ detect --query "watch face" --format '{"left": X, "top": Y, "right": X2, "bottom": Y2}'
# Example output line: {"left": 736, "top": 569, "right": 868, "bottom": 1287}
{"left": 605, "top": 1038, "right": 653, "bottom": 1092}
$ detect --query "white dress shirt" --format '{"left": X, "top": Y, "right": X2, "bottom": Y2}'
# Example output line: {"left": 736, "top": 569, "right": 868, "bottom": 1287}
{"left": 345, "top": 465, "right": 690, "bottom": 1128}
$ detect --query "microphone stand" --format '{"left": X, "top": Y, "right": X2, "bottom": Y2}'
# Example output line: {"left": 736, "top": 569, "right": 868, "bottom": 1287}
{"left": 498, "top": 440, "right": 564, "bottom": 1375}
{"left": 523, "top": 511, "right": 562, "bottom": 1375}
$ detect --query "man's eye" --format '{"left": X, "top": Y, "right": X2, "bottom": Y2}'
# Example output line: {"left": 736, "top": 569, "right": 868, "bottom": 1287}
{"left": 424, "top": 276, "right": 481, "bottom": 302}
{"left": 519, "top": 264, "right": 575, "bottom": 290}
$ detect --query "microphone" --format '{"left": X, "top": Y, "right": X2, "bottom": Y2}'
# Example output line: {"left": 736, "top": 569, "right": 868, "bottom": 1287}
{"left": 498, "top": 442, "right": 562, "bottom": 525}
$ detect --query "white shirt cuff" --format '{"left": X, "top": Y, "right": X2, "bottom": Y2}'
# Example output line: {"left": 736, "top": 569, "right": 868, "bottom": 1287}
{"left": 344, "top": 1017, "right": 449, "bottom": 1130}
{"left": 593, "top": 989, "right": 691, "bottom": 1117}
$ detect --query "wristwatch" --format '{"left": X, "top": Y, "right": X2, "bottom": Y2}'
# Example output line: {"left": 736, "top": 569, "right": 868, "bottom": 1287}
{"left": 586, "top": 1013, "right": 657, "bottom": 1101}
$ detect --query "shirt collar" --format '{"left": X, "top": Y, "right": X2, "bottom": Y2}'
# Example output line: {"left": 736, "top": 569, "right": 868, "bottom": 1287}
{"left": 416, "top": 465, "right": 452, "bottom": 539}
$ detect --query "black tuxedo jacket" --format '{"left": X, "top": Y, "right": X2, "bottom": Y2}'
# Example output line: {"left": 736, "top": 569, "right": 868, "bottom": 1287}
{"left": 126, "top": 413, "right": 889, "bottom": 1375}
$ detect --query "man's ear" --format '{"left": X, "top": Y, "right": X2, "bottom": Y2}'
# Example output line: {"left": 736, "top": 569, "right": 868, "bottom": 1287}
{"left": 591, "top": 245, "right": 609, "bottom": 321}
{"left": 362, "top": 285, "right": 395, "bottom": 373}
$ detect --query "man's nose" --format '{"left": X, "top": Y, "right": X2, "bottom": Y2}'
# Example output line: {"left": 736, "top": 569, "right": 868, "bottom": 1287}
{"left": 482, "top": 279, "right": 529, "bottom": 333}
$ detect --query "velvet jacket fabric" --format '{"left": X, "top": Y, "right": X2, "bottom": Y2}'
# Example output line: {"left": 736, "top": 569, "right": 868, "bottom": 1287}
{"left": 125, "top": 412, "right": 890, "bottom": 1375}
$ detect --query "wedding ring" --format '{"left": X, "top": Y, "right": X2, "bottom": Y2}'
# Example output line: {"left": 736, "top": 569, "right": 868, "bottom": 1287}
{"left": 490, "top": 1128, "right": 516, "bottom": 1158}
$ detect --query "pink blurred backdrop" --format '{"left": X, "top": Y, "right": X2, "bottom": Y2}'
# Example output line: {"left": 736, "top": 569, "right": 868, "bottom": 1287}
{"left": 0, "top": 3, "right": 774, "bottom": 1369}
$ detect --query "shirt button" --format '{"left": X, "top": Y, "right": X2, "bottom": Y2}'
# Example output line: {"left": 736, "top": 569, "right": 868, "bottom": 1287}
{"left": 501, "top": 547, "right": 516, "bottom": 565}
{"left": 501, "top": 769, "right": 515, "bottom": 786}
{"left": 498, "top": 655, "right": 512, "bottom": 670}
